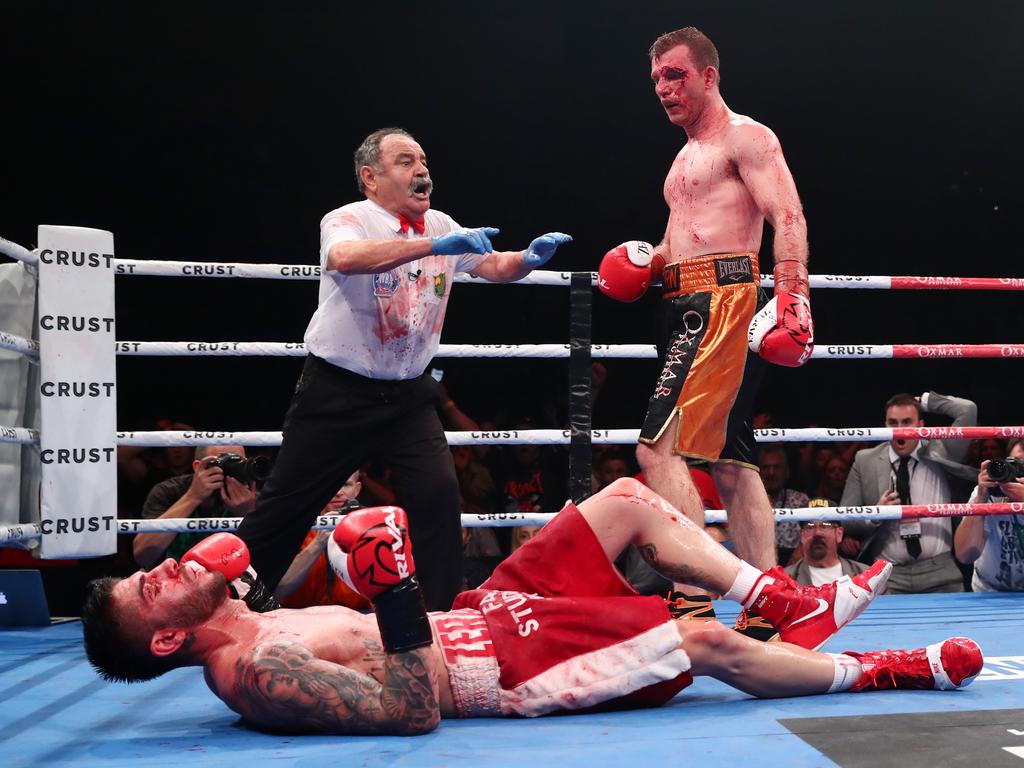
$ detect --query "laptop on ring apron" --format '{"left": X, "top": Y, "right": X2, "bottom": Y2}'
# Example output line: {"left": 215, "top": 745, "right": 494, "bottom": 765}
{"left": 0, "top": 570, "right": 53, "bottom": 627}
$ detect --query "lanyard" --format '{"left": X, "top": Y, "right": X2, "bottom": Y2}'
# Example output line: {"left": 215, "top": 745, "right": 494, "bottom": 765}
{"left": 1011, "top": 516, "right": 1024, "bottom": 560}
{"left": 890, "top": 457, "right": 916, "bottom": 485}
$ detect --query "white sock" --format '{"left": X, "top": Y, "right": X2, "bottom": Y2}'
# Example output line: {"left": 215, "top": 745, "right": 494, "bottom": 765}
{"left": 723, "top": 562, "right": 769, "bottom": 607}
{"left": 827, "top": 653, "right": 864, "bottom": 693}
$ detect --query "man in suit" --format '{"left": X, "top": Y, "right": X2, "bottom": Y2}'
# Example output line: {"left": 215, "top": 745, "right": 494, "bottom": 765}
{"left": 840, "top": 392, "right": 977, "bottom": 593}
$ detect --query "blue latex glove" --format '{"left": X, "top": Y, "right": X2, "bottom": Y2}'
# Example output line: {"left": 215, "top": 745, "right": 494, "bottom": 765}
{"left": 430, "top": 227, "right": 500, "bottom": 256}
{"left": 522, "top": 232, "right": 573, "bottom": 268}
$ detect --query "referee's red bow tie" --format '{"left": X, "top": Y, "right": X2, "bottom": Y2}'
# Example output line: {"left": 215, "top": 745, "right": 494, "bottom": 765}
{"left": 398, "top": 214, "right": 426, "bottom": 235}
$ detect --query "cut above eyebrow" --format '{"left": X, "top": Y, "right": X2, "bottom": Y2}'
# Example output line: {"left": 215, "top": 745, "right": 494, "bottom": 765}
{"left": 138, "top": 572, "right": 146, "bottom": 601}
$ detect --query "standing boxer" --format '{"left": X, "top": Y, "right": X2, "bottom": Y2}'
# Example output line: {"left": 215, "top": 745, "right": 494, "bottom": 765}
{"left": 599, "top": 28, "right": 813, "bottom": 636}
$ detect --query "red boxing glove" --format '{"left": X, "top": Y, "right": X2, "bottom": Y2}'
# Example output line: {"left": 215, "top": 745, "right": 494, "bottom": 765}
{"left": 329, "top": 506, "right": 417, "bottom": 599}
{"left": 181, "top": 532, "right": 250, "bottom": 582}
{"left": 747, "top": 259, "right": 814, "bottom": 367}
{"left": 598, "top": 241, "right": 664, "bottom": 303}
{"left": 180, "top": 533, "right": 279, "bottom": 612}
{"left": 328, "top": 507, "right": 431, "bottom": 653}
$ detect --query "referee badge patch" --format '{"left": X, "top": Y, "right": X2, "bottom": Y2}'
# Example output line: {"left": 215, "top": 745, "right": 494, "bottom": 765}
{"left": 433, "top": 273, "right": 446, "bottom": 298}
{"left": 373, "top": 269, "right": 400, "bottom": 297}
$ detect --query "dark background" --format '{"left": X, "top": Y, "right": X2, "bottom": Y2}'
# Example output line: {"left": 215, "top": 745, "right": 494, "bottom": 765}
{"left": 3, "top": 1, "right": 1021, "bottom": 435}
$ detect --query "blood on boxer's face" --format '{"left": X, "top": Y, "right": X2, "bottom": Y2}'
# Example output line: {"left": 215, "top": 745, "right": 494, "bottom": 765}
{"left": 114, "top": 559, "right": 228, "bottom": 633}
{"left": 650, "top": 44, "right": 712, "bottom": 128}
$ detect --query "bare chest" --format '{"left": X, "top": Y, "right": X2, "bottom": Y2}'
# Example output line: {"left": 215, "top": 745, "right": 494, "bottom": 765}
{"left": 663, "top": 142, "right": 744, "bottom": 209}
{"left": 208, "top": 609, "right": 386, "bottom": 692}
{"left": 267, "top": 609, "right": 385, "bottom": 670}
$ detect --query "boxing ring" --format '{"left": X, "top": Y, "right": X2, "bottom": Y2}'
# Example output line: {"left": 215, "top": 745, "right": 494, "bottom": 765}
{"left": 3, "top": 230, "right": 1024, "bottom": 766}
{"left": 4, "top": 595, "right": 1024, "bottom": 767}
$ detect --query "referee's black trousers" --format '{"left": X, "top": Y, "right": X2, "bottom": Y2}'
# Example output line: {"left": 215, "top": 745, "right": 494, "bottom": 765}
{"left": 236, "top": 355, "right": 463, "bottom": 611}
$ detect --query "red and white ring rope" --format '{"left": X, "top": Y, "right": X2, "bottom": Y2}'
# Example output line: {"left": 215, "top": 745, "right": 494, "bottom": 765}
{"left": 99, "top": 341, "right": 1024, "bottom": 360}
{"left": 3, "top": 501, "right": 1022, "bottom": 545}
{"left": 3, "top": 237, "right": 1023, "bottom": 290}
{"left": 7, "top": 337, "right": 1024, "bottom": 361}
{"left": 3, "top": 425, "right": 1024, "bottom": 447}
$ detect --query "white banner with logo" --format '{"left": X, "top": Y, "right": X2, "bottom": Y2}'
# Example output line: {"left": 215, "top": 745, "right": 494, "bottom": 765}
{"left": 37, "top": 225, "right": 118, "bottom": 558}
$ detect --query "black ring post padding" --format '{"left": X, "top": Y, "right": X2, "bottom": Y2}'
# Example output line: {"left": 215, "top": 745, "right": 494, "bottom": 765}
{"left": 568, "top": 271, "right": 593, "bottom": 504}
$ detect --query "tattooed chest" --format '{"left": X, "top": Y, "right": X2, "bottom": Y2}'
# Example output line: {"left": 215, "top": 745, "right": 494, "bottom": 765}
{"left": 295, "top": 634, "right": 384, "bottom": 675}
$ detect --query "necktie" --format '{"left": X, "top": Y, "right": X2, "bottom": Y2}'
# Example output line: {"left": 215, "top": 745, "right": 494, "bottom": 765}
{"left": 397, "top": 214, "right": 425, "bottom": 235}
{"left": 896, "top": 456, "right": 921, "bottom": 558}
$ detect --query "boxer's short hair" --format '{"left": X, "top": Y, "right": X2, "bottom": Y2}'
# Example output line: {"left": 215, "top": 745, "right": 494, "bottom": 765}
{"left": 648, "top": 27, "right": 720, "bottom": 73}
{"left": 81, "top": 577, "right": 182, "bottom": 683}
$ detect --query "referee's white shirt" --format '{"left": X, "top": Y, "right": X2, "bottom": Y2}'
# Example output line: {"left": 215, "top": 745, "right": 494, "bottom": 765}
{"left": 305, "top": 199, "right": 487, "bottom": 380}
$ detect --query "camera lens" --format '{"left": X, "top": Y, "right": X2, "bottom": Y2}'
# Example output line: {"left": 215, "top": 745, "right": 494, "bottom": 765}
{"left": 989, "top": 458, "right": 1024, "bottom": 484}
{"left": 989, "top": 460, "right": 1011, "bottom": 483}
{"left": 247, "top": 456, "right": 271, "bottom": 482}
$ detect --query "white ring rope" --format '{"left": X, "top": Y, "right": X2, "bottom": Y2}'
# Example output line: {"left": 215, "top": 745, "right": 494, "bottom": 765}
{"left": 0, "top": 426, "right": 40, "bottom": 444}
{"left": 4, "top": 425, "right": 1024, "bottom": 447}
{"left": 0, "top": 330, "right": 39, "bottom": 357}
{"left": 4, "top": 502, "right": 1023, "bottom": 545}
{"left": 111, "top": 342, "right": 659, "bottom": 358}
{"left": 0, "top": 237, "right": 39, "bottom": 267}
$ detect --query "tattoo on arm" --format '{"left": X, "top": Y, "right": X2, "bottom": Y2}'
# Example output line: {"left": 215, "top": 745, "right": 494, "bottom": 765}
{"left": 361, "top": 637, "right": 386, "bottom": 678}
{"left": 235, "top": 641, "right": 439, "bottom": 735}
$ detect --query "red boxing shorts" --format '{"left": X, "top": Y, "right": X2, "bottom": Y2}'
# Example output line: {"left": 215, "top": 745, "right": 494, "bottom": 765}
{"left": 639, "top": 253, "right": 768, "bottom": 468}
{"left": 452, "top": 503, "right": 692, "bottom": 717}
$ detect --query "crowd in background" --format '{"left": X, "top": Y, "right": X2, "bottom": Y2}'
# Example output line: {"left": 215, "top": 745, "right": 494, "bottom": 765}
{"left": 4, "top": 363, "right": 1021, "bottom": 616}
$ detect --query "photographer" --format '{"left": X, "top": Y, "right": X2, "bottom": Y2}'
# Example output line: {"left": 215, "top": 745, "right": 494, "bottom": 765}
{"left": 955, "top": 438, "right": 1024, "bottom": 591}
{"left": 133, "top": 445, "right": 263, "bottom": 568}
{"left": 275, "top": 470, "right": 370, "bottom": 610}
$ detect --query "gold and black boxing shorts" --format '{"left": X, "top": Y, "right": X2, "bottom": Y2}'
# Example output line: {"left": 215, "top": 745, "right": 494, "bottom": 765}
{"left": 639, "top": 253, "right": 768, "bottom": 468}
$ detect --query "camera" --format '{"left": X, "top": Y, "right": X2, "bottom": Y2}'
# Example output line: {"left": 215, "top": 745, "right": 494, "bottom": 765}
{"left": 206, "top": 452, "right": 271, "bottom": 484}
{"left": 988, "top": 456, "right": 1024, "bottom": 484}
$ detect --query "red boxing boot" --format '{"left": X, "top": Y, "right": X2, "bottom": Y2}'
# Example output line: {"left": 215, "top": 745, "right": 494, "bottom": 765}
{"left": 846, "top": 637, "right": 984, "bottom": 691}
{"left": 748, "top": 560, "right": 892, "bottom": 651}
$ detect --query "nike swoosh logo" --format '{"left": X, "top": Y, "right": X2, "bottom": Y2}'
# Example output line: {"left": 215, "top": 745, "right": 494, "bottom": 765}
{"left": 787, "top": 598, "right": 830, "bottom": 626}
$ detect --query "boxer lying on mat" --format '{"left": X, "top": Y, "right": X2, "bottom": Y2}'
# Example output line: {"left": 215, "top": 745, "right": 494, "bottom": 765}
{"left": 81, "top": 478, "right": 982, "bottom": 735}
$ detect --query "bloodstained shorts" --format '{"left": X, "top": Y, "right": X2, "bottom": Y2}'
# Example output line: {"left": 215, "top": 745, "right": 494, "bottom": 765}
{"left": 639, "top": 253, "right": 768, "bottom": 468}
{"left": 448, "top": 502, "right": 692, "bottom": 717}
